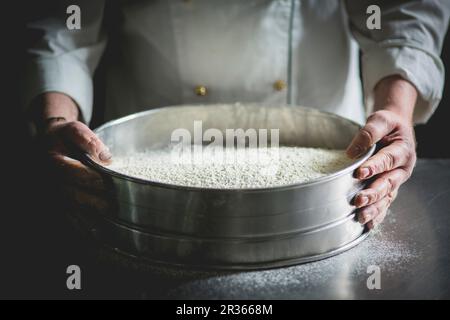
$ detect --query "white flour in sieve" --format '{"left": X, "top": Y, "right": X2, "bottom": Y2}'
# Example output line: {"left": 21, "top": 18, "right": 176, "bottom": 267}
{"left": 107, "top": 146, "right": 353, "bottom": 188}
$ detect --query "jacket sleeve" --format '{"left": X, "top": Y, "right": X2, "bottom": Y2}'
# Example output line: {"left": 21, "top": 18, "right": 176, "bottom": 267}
{"left": 24, "top": 0, "right": 107, "bottom": 123}
{"left": 345, "top": 0, "right": 450, "bottom": 124}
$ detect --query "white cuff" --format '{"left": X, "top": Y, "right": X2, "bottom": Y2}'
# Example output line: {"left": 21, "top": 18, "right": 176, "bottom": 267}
{"left": 362, "top": 45, "right": 445, "bottom": 124}
{"left": 24, "top": 54, "right": 94, "bottom": 124}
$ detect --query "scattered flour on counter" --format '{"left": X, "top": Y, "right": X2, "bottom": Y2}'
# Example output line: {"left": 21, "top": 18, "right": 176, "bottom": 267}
{"left": 108, "top": 146, "right": 353, "bottom": 188}
{"left": 162, "top": 229, "right": 418, "bottom": 299}
{"left": 96, "top": 219, "right": 418, "bottom": 299}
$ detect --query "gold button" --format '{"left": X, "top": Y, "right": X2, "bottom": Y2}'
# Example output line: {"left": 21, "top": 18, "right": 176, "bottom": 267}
{"left": 273, "top": 80, "right": 286, "bottom": 91}
{"left": 195, "top": 85, "right": 207, "bottom": 96}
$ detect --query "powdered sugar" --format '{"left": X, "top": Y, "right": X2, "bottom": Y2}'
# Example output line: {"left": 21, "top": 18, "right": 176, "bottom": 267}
{"left": 108, "top": 146, "right": 353, "bottom": 188}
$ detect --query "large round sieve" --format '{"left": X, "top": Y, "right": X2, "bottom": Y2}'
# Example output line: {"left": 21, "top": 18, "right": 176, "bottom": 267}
{"left": 78, "top": 104, "right": 375, "bottom": 269}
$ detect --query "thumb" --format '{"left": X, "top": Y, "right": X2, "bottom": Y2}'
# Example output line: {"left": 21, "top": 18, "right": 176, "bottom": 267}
{"left": 346, "top": 111, "right": 396, "bottom": 158}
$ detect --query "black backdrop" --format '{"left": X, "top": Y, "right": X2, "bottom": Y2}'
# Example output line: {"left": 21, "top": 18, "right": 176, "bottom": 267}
{"left": 0, "top": 1, "right": 449, "bottom": 298}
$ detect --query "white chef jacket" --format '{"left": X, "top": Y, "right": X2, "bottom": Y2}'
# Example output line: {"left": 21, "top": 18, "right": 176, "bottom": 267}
{"left": 24, "top": 0, "right": 450, "bottom": 125}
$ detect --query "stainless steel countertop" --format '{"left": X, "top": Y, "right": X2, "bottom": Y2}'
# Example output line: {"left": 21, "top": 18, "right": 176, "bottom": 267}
{"left": 92, "top": 159, "right": 450, "bottom": 299}
{"left": 4, "top": 159, "right": 449, "bottom": 299}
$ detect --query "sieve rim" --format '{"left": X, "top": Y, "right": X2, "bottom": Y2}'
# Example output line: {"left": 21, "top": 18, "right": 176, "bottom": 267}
{"left": 83, "top": 104, "right": 376, "bottom": 193}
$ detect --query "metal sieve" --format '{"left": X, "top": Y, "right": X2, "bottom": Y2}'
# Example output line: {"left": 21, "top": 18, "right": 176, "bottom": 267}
{"left": 77, "top": 104, "right": 375, "bottom": 269}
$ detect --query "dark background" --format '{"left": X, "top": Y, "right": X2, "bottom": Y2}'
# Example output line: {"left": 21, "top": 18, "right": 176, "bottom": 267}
{"left": 1, "top": 1, "right": 449, "bottom": 298}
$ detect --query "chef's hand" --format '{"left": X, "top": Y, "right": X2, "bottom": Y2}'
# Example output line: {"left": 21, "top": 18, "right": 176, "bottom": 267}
{"left": 346, "top": 76, "right": 418, "bottom": 229}
{"left": 32, "top": 92, "right": 112, "bottom": 213}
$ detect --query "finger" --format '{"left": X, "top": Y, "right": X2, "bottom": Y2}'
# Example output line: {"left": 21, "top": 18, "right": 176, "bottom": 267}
{"left": 346, "top": 110, "right": 397, "bottom": 158}
{"left": 355, "top": 142, "right": 412, "bottom": 180}
{"left": 354, "top": 169, "right": 405, "bottom": 208}
{"left": 367, "top": 207, "right": 390, "bottom": 230}
{"left": 62, "top": 122, "right": 112, "bottom": 163}
{"left": 50, "top": 153, "right": 107, "bottom": 192}
{"left": 366, "top": 207, "right": 388, "bottom": 230}
{"left": 357, "top": 192, "right": 395, "bottom": 225}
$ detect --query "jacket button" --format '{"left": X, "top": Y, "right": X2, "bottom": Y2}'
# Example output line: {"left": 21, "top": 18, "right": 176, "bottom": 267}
{"left": 273, "top": 80, "right": 286, "bottom": 91}
{"left": 195, "top": 85, "right": 207, "bottom": 96}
